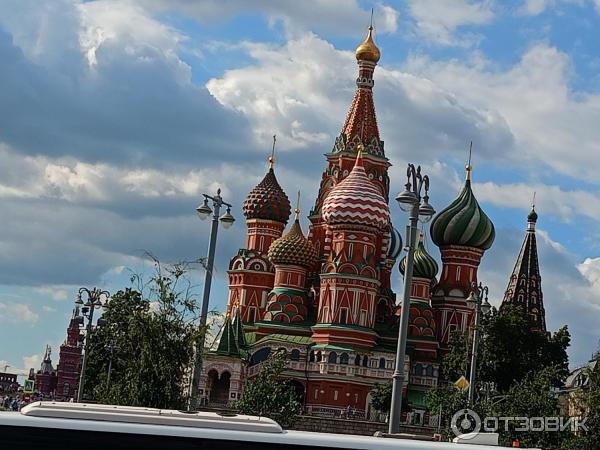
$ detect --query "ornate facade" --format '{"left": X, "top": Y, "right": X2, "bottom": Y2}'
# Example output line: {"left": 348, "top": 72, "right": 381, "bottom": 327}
{"left": 199, "top": 25, "right": 498, "bottom": 422}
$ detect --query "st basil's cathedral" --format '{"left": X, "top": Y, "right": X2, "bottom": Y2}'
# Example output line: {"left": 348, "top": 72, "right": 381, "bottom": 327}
{"left": 198, "top": 25, "right": 546, "bottom": 421}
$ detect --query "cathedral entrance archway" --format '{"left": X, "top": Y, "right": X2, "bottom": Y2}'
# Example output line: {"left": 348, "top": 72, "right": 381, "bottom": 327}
{"left": 207, "top": 369, "right": 231, "bottom": 405}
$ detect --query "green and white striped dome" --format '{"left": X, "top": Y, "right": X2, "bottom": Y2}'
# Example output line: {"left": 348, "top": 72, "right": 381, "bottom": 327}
{"left": 400, "top": 235, "right": 438, "bottom": 280}
{"left": 430, "top": 178, "right": 495, "bottom": 251}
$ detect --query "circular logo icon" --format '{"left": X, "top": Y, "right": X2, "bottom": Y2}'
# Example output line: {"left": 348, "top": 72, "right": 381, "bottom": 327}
{"left": 451, "top": 408, "right": 481, "bottom": 438}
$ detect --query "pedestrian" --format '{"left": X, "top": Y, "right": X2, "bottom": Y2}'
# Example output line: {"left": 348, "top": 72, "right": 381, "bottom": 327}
{"left": 10, "top": 398, "right": 18, "bottom": 411}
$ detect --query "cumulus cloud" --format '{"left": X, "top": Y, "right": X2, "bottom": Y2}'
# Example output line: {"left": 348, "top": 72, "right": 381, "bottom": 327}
{"left": 0, "top": 0, "right": 251, "bottom": 166}
{"left": 405, "top": 44, "right": 600, "bottom": 183}
{"left": 207, "top": 33, "right": 513, "bottom": 163}
{"left": 22, "top": 353, "right": 42, "bottom": 371}
{"left": 474, "top": 181, "right": 600, "bottom": 223}
{"left": 0, "top": 302, "right": 39, "bottom": 324}
{"left": 407, "top": 0, "right": 495, "bottom": 46}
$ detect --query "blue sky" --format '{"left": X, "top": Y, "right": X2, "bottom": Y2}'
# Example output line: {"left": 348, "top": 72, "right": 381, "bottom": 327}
{"left": 1, "top": 0, "right": 600, "bottom": 376}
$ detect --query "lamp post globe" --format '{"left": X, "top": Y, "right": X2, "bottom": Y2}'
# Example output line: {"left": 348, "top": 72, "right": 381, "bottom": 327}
{"left": 395, "top": 185, "right": 418, "bottom": 212}
{"left": 196, "top": 199, "right": 212, "bottom": 220}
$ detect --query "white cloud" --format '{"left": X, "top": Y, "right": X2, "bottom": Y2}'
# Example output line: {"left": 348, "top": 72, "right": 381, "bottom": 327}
{"left": 407, "top": 0, "right": 495, "bottom": 46}
{"left": 405, "top": 44, "right": 600, "bottom": 183}
{"left": 140, "top": 0, "right": 399, "bottom": 36}
{"left": 207, "top": 33, "right": 512, "bottom": 161}
{"left": 0, "top": 302, "right": 39, "bottom": 324}
{"left": 474, "top": 181, "right": 600, "bottom": 224}
{"left": 34, "top": 287, "right": 70, "bottom": 302}
{"left": 518, "top": 0, "right": 552, "bottom": 15}
{"left": 22, "top": 353, "right": 41, "bottom": 371}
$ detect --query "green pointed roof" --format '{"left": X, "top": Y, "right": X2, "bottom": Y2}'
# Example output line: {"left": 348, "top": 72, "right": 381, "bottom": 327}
{"left": 211, "top": 317, "right": 240, "bottom": 357}
{"left": 232, "top": 312, "right": 247, "bottom": 348}
{"left": 430, "top": 175, "right": 495, "bottom": 250}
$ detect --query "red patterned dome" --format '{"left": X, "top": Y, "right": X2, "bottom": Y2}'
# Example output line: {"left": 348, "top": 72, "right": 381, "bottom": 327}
{"left": 321, "top": 152, "right": 389, "bottom": 229}
{"left": 243, "top": 168, "right": 291, "bottom": 224}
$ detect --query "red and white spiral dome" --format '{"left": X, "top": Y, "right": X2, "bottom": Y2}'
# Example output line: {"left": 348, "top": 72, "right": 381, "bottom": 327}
{"left": 322, "top": 152, "right": 389, "bottom": 229}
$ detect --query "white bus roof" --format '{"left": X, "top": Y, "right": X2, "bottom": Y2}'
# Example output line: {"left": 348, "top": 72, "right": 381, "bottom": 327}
{"left": 0, "top": 402, "right": 535, "bottom": 449}
{"left": 20, "top": 401, "right": 283, "bottom": 433}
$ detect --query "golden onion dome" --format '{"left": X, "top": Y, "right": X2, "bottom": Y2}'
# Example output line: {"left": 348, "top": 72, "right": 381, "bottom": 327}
{"left": 355, "top": 25, "right": 380, "bottom": 63}
{"left": 268, "top": 209, "right": 318, "bottom": 268}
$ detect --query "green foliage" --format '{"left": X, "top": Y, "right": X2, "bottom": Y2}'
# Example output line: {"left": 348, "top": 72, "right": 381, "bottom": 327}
{"left": 497, "top": 366, "right": 564, "bottom": 448}
{"left": 477, "top": 305, "right": 570, "bottom": 392}
{"left": 370, "top": 381, "right": 392, "bottom": 413}
{"left": 436, "top": 304, "right": 572, "bottom": 447}
{"left": 442, "top": 330, "right": 469, "bottom": 382}
{"left": 425, "top": 385, "right": 468, "bottom": 440}
{"left": 237, "top": 351, "right": 302, "bottom": 428}
{"left": 564, "top": 354, "right": 600, "bottom": 450}
{"left": 85, "top": 259, "right": 202, "bottom": 409}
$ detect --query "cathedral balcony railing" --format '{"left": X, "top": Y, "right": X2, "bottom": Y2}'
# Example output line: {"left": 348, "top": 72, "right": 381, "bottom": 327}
{"left": 409, "top": 375, "right": 438, "bottom": 387}
{"left": 304, "top": 405, "right": 367, "bottom": 421}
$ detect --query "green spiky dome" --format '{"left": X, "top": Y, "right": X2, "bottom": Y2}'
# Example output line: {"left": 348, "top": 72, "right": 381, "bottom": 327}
{"left": 268, "top": 218, "right": 317, "bottom": 268}
{"left": 430, "top": 179, "right": 495, "bottom": 250}
{"left": 400, "top": 239, "right": 438, "bottom": 280}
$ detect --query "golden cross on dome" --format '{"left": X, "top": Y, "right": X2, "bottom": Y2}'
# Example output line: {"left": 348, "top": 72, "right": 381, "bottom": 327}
{"left": 268, "top": 134, "right": 276, "bottom": 169}
{"left": 465, "top": 140, "right": 473, "bottom": 180}
{"left": 532, "top": 191, "right": 537, "bottom": 209}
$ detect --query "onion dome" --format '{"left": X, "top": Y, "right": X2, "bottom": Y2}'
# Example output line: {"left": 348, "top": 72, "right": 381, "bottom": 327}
{"left": 400, "top": 233, "right": 438, "bottom": 280}
{"left": 528, "top": 206, "right": 538, "bottom": 223}
{"left": 243, "top": 164, "right": 291, "bottom": 224}
{"left": 355, "top": 25, "right": 380, "bottom": 63}
{"left": 322, "top": 149, "right": 389, "bottom": 229}
{"left": 430, "top": 165, "right": 495, "bottom": 250}
{"left": 387, "top": 225, "right": 403, "bottom": 260}
{"left": 268, "top": 209, "right": 318, "bottom": 268}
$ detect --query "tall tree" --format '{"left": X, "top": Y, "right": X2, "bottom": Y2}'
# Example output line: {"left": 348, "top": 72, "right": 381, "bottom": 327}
{"left": 477, "top": 304, "right": 570, "bottom": 392}
{"left": 237, "top": 351, "right": 302, "bottom": 428}
{"left": 85, "top": 259, "right": 202, "bottom": 409}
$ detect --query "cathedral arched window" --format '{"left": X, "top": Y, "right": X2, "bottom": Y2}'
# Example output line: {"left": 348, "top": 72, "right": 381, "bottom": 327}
{"left": 340, "top": 353, "right": 349, "bottom": 365}
{"left": 309, "top": 350, "right": 315, "bottom": 363}
{"left": 355, "top": 355, "right": 361, "bottom": 366}
{"left": 414, "top": 364, "right": 423, "bottom": 375}
{"left": 291, "top": 349, "right": 301, "bottom": 361}
{"left": 328, "top": 352, "right": 338, "bottom": 364}
{"left": 379, "top": 358, "right": 386, "bottom": 369}
{"left": 362, "top": 355, "right": 368, "bottom": 367}
{"left": 426, "top": 365, "right": 434, "bottom": 377}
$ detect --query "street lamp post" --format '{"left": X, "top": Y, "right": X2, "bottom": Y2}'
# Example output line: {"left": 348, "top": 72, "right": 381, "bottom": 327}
{"left": 389, "top": 164, "right": 436, "bottom": 434}
{"left": 466, "top": 281, "right": 491, "bottom": 407}
{"left": 188, "top": 188, "right": 235, "bottom": 410}
{"left": 75, "top": 287, "right": 110, "bottom": 403}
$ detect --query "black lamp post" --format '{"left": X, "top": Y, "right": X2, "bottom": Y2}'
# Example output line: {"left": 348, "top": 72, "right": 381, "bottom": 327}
{"left": 74, "top": 287, "right": 110, "bottom": 403}
{"left": 466, "top": 281, "right": 491, "bottom": 406}
{"left": 389, "top": 164, "right": 435, "bottom": 434}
